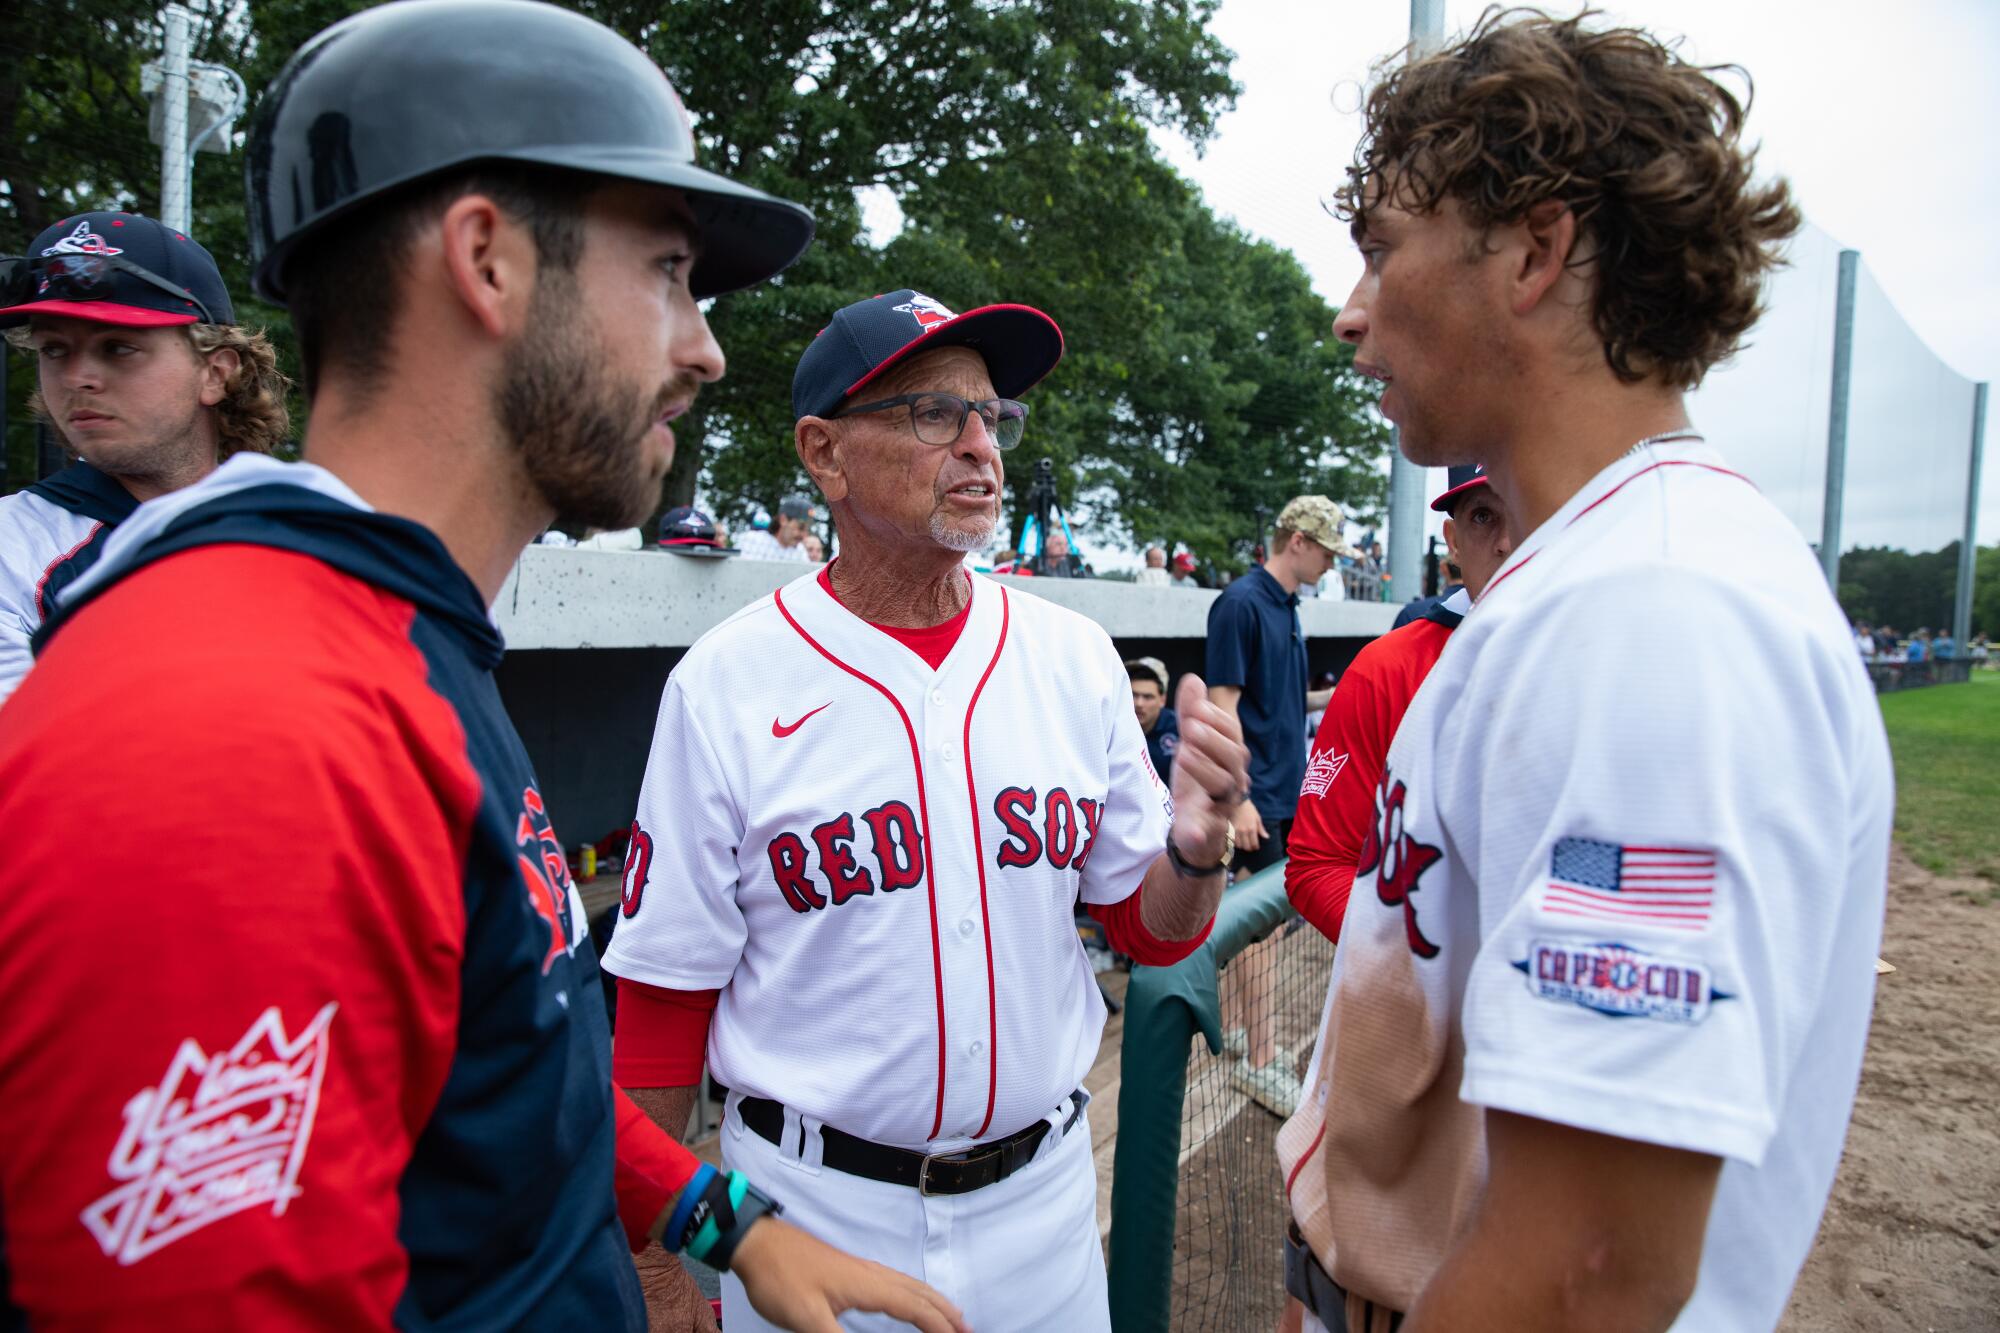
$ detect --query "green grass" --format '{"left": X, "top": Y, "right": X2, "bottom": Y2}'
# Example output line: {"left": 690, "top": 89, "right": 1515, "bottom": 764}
{"left": 1880, "top": 672, "right": 2000, "bottom": 895}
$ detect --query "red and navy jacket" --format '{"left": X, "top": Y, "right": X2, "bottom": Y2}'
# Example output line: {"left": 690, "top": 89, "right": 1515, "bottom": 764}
{"left": 0, "top": 471, "right": 692, "bottom": 1330}
{"left": 1286, "top": 589, "right": 1467, "bottom": 942}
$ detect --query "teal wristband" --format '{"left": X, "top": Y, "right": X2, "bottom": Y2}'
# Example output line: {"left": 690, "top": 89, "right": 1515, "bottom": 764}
{"left": 703, "top": 1174, "right": 782, "bottom": 1273}
{"left": 682, "top": 1171, "right": 750, "bottom": 1265}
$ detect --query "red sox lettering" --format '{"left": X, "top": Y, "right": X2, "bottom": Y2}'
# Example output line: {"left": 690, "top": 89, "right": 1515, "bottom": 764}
{"left": 620, "top": 821, "right": 655, "bottom": 919}
{"left": 514, "top": 783, "right": 575, "bottom": 973}
{"left": 1356, "top": 769, "right": 1443, "bottom": 959}
{"left": 766, "top": 800, "right": 925, "bottom": 913}
{"left": 992, "top": 787, "right": 1103, "bottom": 874}
{"left": 761, "top": 786, "right": 1106, "bottom": 914}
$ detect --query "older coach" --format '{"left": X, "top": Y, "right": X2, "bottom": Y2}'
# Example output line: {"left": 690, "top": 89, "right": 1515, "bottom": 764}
{"left": 607, "top": 289, "right": 1251, "bottom": 1331}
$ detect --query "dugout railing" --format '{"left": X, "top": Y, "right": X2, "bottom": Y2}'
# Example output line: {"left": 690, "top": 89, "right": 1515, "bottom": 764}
{"left": 1107, "top": 862, "right": 1333, "bottom": 1332}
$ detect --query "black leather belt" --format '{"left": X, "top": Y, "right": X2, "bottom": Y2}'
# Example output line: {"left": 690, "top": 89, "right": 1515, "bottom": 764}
{"left": 737, "top": 1092, "right": 1083, "bottom": 1196}
{"left": 1284, "top": 1220, "right": 1402, "bottom": 1333}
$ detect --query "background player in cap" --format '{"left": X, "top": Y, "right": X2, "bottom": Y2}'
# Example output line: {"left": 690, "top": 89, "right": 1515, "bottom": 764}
{"left": 0, "top": 212, "right": 288, "bottom": 704}
{"left": 0, "top": 5, "right": 962, "bottom": 1330}
{"left": 736, "top": 493, "right": 821, "bottom": 562}
{"left": 1284, "top": 464, "right": 1511, "bottom": 944}
{"left": 1390, "top": 463, "right": 1490, "bottom": 628}
{"left": 1275, "top": 11, "right": 1890, "bottom": 1331}
{"left": 606, "top": 288, "right": 1252, "bottom": 1331}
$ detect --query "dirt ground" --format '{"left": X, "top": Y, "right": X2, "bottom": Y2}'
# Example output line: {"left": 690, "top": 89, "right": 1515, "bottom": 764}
{"left": 1781, "top": 847, "right": 2000, "bottom": 1332}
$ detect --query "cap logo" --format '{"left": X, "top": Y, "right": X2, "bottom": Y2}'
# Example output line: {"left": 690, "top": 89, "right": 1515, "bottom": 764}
{"left": 42, "top": 221, "right": 123, "bottom": 258}
{"left": 892, "top": 292, "right": 957, "bottom": 332}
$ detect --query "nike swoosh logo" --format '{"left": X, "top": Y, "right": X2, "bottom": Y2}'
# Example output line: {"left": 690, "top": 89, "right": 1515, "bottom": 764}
{"left": 772, "top": 702, "right": 832, "bottom": 738}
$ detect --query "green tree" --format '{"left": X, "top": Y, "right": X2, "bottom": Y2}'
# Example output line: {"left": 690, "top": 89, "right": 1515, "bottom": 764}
{"left": 4, "top": 0, "right": 1393, "bottom": 560}
{"left": 1972, "top": 543, "right": 1999, "bottom": 640}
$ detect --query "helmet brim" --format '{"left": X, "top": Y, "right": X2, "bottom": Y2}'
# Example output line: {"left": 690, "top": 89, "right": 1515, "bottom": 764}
{"left": 252, "top": 149, "right": 814, "bottom": 305}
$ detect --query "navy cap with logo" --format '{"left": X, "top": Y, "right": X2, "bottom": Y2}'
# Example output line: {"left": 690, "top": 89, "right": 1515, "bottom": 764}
{"left": 1431, "top": 463, "right": 1490, "bottom": 513}
{"left": 657, "top": 505, "right": 737, "bottom": 557}
{"left": 792, "top": 289, "right": 1064, "bottom": 421}
{"left": 0, "top": 212, "right": 233, "bottom": 329}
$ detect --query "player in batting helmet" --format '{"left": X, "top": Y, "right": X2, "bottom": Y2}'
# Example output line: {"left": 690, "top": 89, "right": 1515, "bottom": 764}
{"left": 0, "top": 3, "right": 966, "bottom": 1331}
{"left": 245, "top": 0, "right": 814, "bottom": 304}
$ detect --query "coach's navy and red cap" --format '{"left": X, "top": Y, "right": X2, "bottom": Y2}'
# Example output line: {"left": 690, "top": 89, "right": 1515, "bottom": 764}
{"left": 0, "top": 212, "right": 233, "bottom": 329}
{"left": 792, "top": 289, "right": 1064, "bottom": 421}
{"left": 1431, "top": 463, "right": 1490, "bottom": 512}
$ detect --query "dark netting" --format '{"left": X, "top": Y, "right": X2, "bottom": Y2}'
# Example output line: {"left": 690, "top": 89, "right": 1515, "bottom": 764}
{"left": 1170, "top": 912, "right": 1335, "bottom": 1331}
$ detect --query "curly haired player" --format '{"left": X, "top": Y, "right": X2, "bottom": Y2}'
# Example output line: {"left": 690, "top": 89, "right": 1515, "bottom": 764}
{"left": 0, "top": 212, "right": 287, "bottom": 706}
{"left": 1276, "top": 12, "right": 1890, "bottom": 1333}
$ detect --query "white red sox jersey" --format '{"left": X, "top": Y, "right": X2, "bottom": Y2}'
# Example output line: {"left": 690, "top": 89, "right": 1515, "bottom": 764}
{"left": 1277, "top": 438, "right": 1893, "bottom": 1329}
{"left": 0, "top": 463, "right": 138, "bottom": 707}
{"left": 603, "top": 568, "right": 1172, "bottom": 1152}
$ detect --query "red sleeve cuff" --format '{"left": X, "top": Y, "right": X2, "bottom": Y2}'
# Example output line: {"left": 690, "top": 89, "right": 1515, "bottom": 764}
{"left": 1284, "top": 862, "right": 1354, "bottom": 944}
{"left": 612, "top": 979, "right": 717, "bottom": 1087}
{"left": 1090, "top": 883, "right": 1213, "bottom": 966}
{"left": 611, "top": 1085, "right": 701, "bottom": 1251}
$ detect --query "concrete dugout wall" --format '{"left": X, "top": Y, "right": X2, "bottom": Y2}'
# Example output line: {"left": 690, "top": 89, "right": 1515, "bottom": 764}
{"left": 493, "top": 548, "right": 1401, "bottom": 847}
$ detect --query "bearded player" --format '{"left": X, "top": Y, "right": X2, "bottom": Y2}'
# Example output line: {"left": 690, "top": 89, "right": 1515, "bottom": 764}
{"left": 1276, "top": 12, "right": 1890, "bottom": 1333}
{"left": 605, "top": 289, "right": 1252, "bottom": 1332}
{"left": 0, "top": 4, "right": 962, "bottom": 1329}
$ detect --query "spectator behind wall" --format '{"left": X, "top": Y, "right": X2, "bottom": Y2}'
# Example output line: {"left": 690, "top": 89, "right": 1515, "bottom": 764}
{"left": 1033, "top": 526, "right": 1089, "bottom": 578}
{"left": 1125, "top": 656, "right": 1179, "bottom": 784}
{"left": 735, "top": 493, "right": 818, "bottom": 562}
{"left": 1134, "top": 546, "right": 1171, "bottom": 586}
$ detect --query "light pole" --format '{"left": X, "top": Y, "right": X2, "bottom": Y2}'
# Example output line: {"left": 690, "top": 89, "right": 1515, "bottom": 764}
{"left": 1385, "top": 0, "right": 1446, "bottom": 609}
{"left": 143, "top": 5, "right": 247, "bottom": 235}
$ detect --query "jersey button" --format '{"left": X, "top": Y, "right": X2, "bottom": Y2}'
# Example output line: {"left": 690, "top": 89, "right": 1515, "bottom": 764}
{"left": 931, "top": 690, "right": 946, "bottom": 706}
{"left": 958, "top": 917, "right": 975, "bottom": 937}
{"left": 940, "top": 741, "right": 959, "bottom": 761}
{"left": 969, "top": 1040, "right": 985, "bottom": 1057}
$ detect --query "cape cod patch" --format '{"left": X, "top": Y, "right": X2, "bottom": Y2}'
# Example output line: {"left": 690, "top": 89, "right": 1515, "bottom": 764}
{"left": 1512, "top": 940, "right": 1725, "bottom": 1024}
{"left": 81, "top": 1002, "right": 338, "bottom": 1264}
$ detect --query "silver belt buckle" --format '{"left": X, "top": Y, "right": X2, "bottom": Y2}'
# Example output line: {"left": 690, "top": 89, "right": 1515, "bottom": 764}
{"left": 917, "top": 1150, "right": 948, "bottom": 1197}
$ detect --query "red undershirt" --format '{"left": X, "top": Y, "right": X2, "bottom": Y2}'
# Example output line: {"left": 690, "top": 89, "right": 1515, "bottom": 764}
{"left": 611, "top": 562, "right": 1211, "bottom": 1089}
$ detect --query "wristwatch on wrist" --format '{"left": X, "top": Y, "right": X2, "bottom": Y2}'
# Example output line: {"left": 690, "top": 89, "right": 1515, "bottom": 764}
{"left": 1166, "top": 818, "right": 1235, "bottom": 877}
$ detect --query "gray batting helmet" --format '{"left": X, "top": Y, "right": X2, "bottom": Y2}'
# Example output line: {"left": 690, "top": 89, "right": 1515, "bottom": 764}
{"left": 245, "top": 0, "right": 815, "bottom": 303}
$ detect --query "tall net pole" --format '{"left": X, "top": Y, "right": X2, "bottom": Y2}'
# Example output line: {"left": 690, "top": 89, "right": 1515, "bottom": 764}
{"left": 1818, "top": 249, "right": 1859, "bottom": 590}
{"left": 158, "top": 5, "right": 193, "bottom": 235}
{"left": 1385, "top": 0, "right": 1445, "bottom": 608}
{"left": 1954, "top": 383, "right": 1987, "bottom": 647}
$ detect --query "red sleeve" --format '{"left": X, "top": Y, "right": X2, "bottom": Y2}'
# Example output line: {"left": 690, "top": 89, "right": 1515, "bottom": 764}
{"left": 1090, "top": 882, "right": 1214, "bottom": 966}
{"left": 612, "top": 978, "right": 717, "bottom": 1086}
{"left": 1286, "top": 651, "right": 1393, "bottom": 942}
{"left": 611, "top": 1086, "right": 703, "bottom": 1251}
{"left": 0, "top": 550, "right": 470, "bottom": 1329}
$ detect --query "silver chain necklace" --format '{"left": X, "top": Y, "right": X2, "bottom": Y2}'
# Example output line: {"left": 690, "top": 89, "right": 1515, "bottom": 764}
{"left": 1623, "top": 428, "right": 1705, "bottom": 458}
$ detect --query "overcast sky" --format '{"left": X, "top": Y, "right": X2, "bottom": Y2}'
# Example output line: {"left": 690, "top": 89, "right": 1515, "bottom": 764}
{"left": 1149, "top": 0, "right": 2000, "bottom": 561}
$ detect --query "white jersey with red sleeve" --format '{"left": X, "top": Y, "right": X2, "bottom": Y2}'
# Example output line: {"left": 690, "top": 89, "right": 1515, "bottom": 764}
{"left": 0, "top": 490, "right": 106, "bottom": 705}
{"left": 1279, "top": 438, "right": 1892, "bottom": 1328}
{"left": 603, "top": 568, "right": 1171, "bottom": 1153}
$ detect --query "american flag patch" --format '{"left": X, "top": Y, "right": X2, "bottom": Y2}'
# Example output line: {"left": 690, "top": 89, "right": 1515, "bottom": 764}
{"left": 1537, "top": 837, "right": 1715, "bottom": 932}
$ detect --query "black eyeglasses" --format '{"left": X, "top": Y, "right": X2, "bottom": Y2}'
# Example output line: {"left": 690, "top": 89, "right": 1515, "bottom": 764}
{"left": 0, "top": 252, "right": 215, "bottom": 324}
{"left": 832, "top": 392, "right": 1029, "bottom": 449}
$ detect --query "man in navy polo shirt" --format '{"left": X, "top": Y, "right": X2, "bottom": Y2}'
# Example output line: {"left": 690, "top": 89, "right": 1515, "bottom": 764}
{"left": 1206, "top": 494, "right": 1349, "bottom": 1115}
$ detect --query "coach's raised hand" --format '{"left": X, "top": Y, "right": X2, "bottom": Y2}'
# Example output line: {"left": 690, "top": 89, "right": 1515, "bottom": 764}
{"left": 1138, "top": 674, "right": 1251, "bottom": 942}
